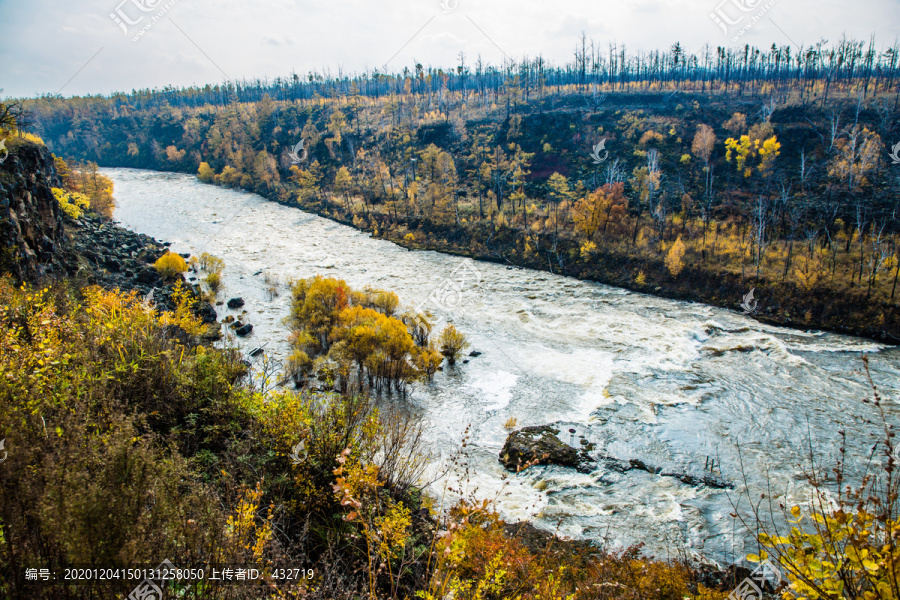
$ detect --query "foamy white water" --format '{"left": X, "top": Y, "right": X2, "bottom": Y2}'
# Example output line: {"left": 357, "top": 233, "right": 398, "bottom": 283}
{"left": 108, "top": 168, "right": 900, "bottom": 564}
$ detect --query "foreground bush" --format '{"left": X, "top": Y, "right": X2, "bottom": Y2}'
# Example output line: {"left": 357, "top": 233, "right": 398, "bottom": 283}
{"left": 0, "top": 278, "right": 259, "bottom": 598}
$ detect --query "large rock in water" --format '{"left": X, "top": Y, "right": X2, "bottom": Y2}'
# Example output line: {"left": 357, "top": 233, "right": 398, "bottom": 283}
{"left": 227, "top": 297, "right": 245, "bottom": 309}
{"left": 235, "top": 323, "right": 253, "bottom": 337}
{"left": 499, "top": 426, "right": 582, "bottom": 472}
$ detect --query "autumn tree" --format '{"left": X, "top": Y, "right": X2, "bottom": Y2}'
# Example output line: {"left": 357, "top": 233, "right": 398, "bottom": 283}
{"left": 722, "top": 112, "right": 746, "bottom": 135}
{"left": 70, "top": 161, "right": 116, "bottom": 218}
{"left": 252, "top": 150, "right": 280, "bottom": 192}
{"left": 691, "top": 124, "right": 716, "bottom": 197}
{"left": 291, "top": 160, "right": 323, "bottom": 204}
{"left": 546, "top": 172, "right": 573, "bottom": 242}
{"left": 437, "top": 324, "right": 469, "bottom": 365}
{"left": 289, "top": 276, "right": 350, "bottom": 353}
{"left": 725, "top": 122, "right": 781, "bottom": 179}
{"left": 665, "top": 237, "right": 687, "bottom": 276}
{"left": 198, "top": 162, "right": 215, "bottom": 183}
{"left": 334, "top": 166, "right": 353, "bottom": 209}
{"left": 628, "top": 150, "right": 662, "bottom": 245}
{"left": 572, "top": 182, "right": 627, "bottom": 240}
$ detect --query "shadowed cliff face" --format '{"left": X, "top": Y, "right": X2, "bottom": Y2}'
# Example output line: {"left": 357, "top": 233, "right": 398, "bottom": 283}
{"left": 0, "top": 141, "right": 65, "bottom": 281}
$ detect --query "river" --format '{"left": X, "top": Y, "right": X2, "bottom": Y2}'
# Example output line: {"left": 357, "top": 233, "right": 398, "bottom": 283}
{"left": 107, "top": 168, "right": 900, "bottom": 565}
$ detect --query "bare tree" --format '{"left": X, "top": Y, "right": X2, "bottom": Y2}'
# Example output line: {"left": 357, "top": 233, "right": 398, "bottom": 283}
{"left": 799, "top": 148, "right": 814, "bottom": 192}
{"left": 752, "top": 195, "right": 772, "bottom": 279}
{"left": 0, "top": 93, "right": 28, "bottom": 131}
{"left": 604, "top": 158, "right": 624, "bottom": 185}
{"left": 855, "top": 201, "right": 871, "bottom": 284}
{"left": 827, "top": 108, "right": 841, "bottom": 153}
{"left": 866, "top": 221, "right": 889, "bottom": 299}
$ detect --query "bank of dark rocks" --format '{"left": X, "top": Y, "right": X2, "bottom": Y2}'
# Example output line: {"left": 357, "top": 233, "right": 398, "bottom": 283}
{"left": 67, "top": 212, "right": 218, "bottom": 332}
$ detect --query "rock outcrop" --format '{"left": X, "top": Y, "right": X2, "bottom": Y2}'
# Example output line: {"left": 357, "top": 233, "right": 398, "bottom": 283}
{"left": 500, "top": 423, "right": 733, "bottom": 490}
{"left": 0, "top": 140, "right": 218, "bottom": 334}
{"left": 499, "top": 426, "right": 592, "bottom": 472}
{"left": 0, "top": 141, "right": 67, "bottom": 281}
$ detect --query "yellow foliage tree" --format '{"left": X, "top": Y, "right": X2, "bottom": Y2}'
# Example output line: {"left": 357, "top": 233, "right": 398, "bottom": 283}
{"left": 665, "top": 236, "right": 687, "bottom": 276}
{"left": 725, "top": 133, "right": 780, "bottom": 178}
{"left": 154, "top": 252, "right": 188, "bottom": 278}
{"left": 51, "top": 187, "right": 90, "bottom": 219}
{"left": 827, "top": 126, "right": 884, "bottom": 191}
{"left": 437, "top": 324, "right": 469, "bottom": 365}
{"left": 197, "top": 161, "right": 216, "bottom": 183}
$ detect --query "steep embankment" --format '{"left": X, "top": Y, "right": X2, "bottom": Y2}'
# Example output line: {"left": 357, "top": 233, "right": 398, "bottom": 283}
{"left": 0, "top": 141, "right": 217, "bottom": 325}
{"left": 0, "top": 141, "right": 68, "bottom": 280}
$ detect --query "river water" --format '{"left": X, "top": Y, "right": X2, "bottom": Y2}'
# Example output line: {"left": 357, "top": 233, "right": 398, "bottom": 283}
{"left": 108, "top": 168, "right": 899, "bottom": 565}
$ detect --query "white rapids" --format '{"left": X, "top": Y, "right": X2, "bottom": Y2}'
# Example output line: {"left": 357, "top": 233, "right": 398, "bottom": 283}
{"left": 107, "top": 168, "right": 900, "bottom": 564}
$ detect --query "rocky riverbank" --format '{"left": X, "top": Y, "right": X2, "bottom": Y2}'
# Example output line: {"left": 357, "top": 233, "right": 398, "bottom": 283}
{"left": 66, "top": 212, "right": 218, "bottom": 323}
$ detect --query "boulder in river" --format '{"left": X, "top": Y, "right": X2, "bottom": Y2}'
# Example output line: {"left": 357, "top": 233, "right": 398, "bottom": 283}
{"left": 227, "top": 297, "right": 245, "bottom": 309}
{"left": 235, "top": 323, "right": 253, "bottom": 337}
{"left": 500, "top": 426, "right": 588, "bottom": 472}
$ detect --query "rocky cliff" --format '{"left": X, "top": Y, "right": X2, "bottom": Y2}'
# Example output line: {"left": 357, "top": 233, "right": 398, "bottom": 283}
{"left": 0, "top": 140, "right": 67, "bottom": 281}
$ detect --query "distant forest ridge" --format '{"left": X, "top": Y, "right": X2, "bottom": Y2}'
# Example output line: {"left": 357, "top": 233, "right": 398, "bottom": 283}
{"left": 16, "top": 34, "right": 900, "bottom": 343}
{"left": 16, "top": 35, "right": 900, "bottom": 104}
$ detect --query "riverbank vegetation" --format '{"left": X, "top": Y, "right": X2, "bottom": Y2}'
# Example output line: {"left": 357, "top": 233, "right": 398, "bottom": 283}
{"left": 20, "top": 35, "right": 900, "bottom": 340}
{"left": 0, "top": 273, "right": 739, "bottom": 600}
{"left": 286, "top": 275, "right": 462, "bottom": 393}
{"left": 4, "top": 267, "right": 897, "bottom": 600}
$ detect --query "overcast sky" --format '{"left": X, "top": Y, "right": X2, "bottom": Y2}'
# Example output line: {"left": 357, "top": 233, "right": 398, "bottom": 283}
{"left": 2, "top": 0, "right": 899, "bottom": 99}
